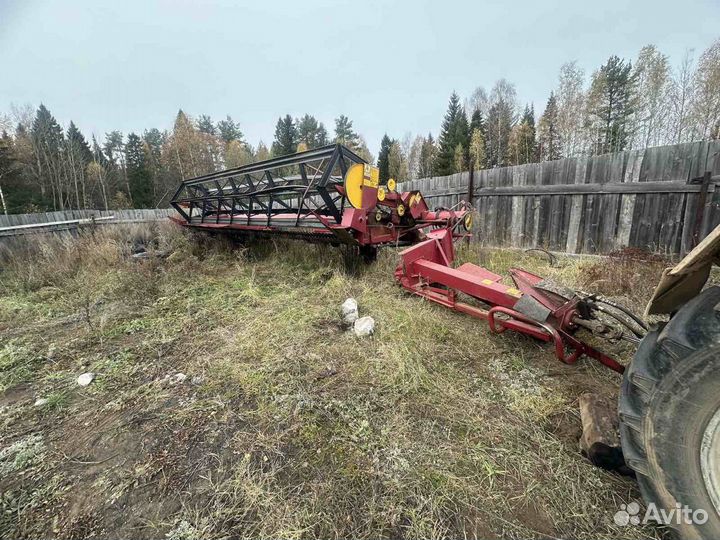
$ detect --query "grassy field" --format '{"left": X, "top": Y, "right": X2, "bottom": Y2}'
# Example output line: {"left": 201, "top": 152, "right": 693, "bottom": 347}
{"left": 0, "top": 223, "right": 670, "bottom": 539}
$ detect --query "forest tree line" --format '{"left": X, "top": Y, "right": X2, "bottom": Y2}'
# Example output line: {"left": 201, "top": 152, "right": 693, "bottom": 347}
{"left": 381, "top": 40, "right": 720, "bottom": 182}
{"left": 0, "top": 106, "right": 372, "bottom": 214}
{"left": 0, "top": 40, "right": 718, "bottom": 214}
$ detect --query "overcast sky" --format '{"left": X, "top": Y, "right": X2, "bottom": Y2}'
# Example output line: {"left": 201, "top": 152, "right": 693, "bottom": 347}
{"left": 1, "top": 0, "right": 718, "bottom": 156}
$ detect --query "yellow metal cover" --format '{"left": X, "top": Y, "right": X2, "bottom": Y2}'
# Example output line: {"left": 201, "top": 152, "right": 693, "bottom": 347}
{"left": 345, "top": 163, "right": 380, "bottom": 209}
{"left": 344, "top": 163, "right": 365, "bottom": 209}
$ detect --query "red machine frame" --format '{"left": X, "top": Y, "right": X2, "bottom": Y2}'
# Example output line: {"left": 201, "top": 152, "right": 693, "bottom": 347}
{"left": 395, "top": 228, "right": 627, "bottom": 373}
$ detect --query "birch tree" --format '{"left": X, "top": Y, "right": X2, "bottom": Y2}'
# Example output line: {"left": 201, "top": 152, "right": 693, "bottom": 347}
{"left": 485, "top": 80, "right": 518, "bottom": 167}
{"left": 555, "top": 62, "right": 587, "bottom": 157}
{"left": 407, "top": 135, "right": 423, "bottom": 179}
{"left": 691, "top": 39, "right": 720, "bottom": 140}
{"left": 631, "top": 45, "right": 671, "bottom": 148}
{"left": 667, "top": 50, "right": 696, "bottom": 144}
{"left": 469, "top": 128, "right": 486, "bottom": 170}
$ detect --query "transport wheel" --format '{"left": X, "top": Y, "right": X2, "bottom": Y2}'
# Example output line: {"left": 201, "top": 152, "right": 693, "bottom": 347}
{"left": 619, "top": 286, "right": 720, "bottom": 539}
{"left": 359, "top": 245, "right": 378, "bottom": 264}
{"left": 341, "top": 245, "right": 377, "bottom": 274}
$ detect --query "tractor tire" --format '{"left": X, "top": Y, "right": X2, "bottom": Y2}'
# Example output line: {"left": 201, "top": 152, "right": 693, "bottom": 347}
{"left": 619, "top": 286, "right": 720, "bottom": 540}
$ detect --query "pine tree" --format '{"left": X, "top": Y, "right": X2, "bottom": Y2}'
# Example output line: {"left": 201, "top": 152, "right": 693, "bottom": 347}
{"left": 65, "top": 121, "right": 93, "bottom": 208}
{"left": 485, "top": 101, "right": 514, "bottom": 167}
{"left": 538, "top": 94, "right": 561, "bottom": 161}
{"left": 469, "top": 108, "right": 486, "bottom": 139}
{"left": 143, "top": 128, "right": 166, "bottom": 203}
{"left": 0, "top": 132, "right": 22, "bottom": 213}
{"left": 31, "top": 104, "right": 65, "bottom": 209}
{"left": 32, "top": 104, "right": 64, "bottom": 152}
{"left": 125, "top": 132, "right": 153, "bottom": 207}
{"left": 296, "top": 114, "right": 328, "bottom": 149}
{"left": 217, "top": 115, "right": 243, "bottom": 143}
{"left": 316, "top": 123, "right": 329, "bottom": 146}
{"left": 453, "top": 108, "right": 470, "bottom": 171}
{"left": 377, "top": 134, "right": 393, "bottom": 183}
{"left": 103, "top": 131, "right": 125, "bottom": 168}
{"left": 508, "top": 105, "right": 537, "bottom": 165}
{"left": 66, "top": 122, "right": 92, "bottom": 163}
{"left": 197, "top": 115, "right": 216, "bottom": 136}
{"left": 522, "top": 105, "right": 536, "bottom": 136}
{"left": 334, "top": 115, "right": 360, "bottom": 149}
{"left": 434, "top": 92, "right": 465, "bottom": 175}
{"left": 143, "top": 129, "right": 165, "bottom": 164}
{"left": 271, "top": 115, "right": 297, "bottom": 157}
{"left": 587, "top": 55, "right": 637, "bottom": 154}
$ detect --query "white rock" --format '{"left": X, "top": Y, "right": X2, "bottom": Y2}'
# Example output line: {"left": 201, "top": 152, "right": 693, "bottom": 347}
{"left": 168, "top": 372, "right": 187, "bottom": 385}
{"left": 353, "top": 316, "right": 375, "bottom": 337}
{"left": 191, "top": 375, "right": 204, "bottom": 386}
{"left": 77, "top": 372, "right": 95, "bottom": 386}
{"left": 341, "top": 298, "right": 359, "bottom": 324}
{"left": 34, "top": 398, "right": 49, "bottom": 407}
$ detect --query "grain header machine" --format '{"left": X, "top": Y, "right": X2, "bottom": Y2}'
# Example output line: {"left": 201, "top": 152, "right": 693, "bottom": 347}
{"left": 170, "top": 143, "right": 471, "bottom": 261}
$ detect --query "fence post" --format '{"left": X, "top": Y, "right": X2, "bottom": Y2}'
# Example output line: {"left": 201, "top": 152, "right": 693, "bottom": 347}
{"left": 692, "top": 171, "right": 712, "bottom": 248}
{"left": 467, "top": 167, "right": 474, "bottom": 206}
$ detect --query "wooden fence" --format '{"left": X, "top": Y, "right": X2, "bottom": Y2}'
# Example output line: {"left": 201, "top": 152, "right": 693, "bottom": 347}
{"left": 0, "top": 208, "right": 174, "bottom": 228}
{"left": 400, "top": 140, "right": 720, "bottom": 255}
{"left": 0, "top": 208, "right": 176, "bottom": 238}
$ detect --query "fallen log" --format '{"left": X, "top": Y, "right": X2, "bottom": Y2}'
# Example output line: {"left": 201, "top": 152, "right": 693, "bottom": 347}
{"left": 579, "top": 392, "right": 633, "bottom": 476}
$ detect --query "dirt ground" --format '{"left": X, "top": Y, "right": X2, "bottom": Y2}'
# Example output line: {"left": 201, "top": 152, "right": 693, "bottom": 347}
{"left": 0, "top": 223, "right": 672, "bottom": 539}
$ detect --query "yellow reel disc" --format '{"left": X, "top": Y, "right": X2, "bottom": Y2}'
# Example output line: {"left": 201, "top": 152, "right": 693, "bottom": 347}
{"left": 397, "top": 204, "right": 405, "bottom": 217}
{"left": 377, "top": 186, "right": 386, "bottom": 201}
{"left": 463, "top": 213, "right": 473, "bottom": 231}
{"left": 387, "top": 178, "right": 396, "bottom": 192}
{"left": 344, "top": 163, "right": 365, "bottom": 209}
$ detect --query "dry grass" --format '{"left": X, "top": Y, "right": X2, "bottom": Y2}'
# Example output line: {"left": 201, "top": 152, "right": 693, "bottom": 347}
{"left": 0, "top": 224, "right": 670, "bottom": 539}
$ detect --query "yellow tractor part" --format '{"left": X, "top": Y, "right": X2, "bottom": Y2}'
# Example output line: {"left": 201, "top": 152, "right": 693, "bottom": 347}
{"left": 387, "top": 178, "right": 396, "bottom": 192}
{"left": 377, "top": 186, "right": 386, "bottom": 201}
{"left": 397, "top": 204, "right": 406, "bottom": 217}
{"left": 344, "top": 163, "right": 380, "bottom": 209}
